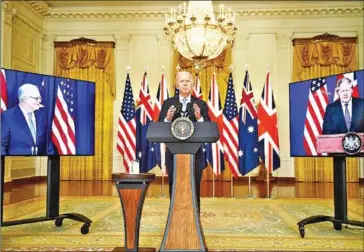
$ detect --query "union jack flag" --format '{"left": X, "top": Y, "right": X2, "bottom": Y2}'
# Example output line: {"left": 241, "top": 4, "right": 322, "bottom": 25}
{"left": 153, "top": 73, "right": 169, "bottom": 175}
{"left": 192, "top": 72, "right": 203, "bottom": 99}
{"left": 206, "top": 72, "right": 225, "bottom": 175}
{"left": 258, "top": 72, "right": 280, "bottom": 172}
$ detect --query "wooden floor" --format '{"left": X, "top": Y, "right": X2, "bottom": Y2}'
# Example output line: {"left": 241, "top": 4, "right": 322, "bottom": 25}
{"left": 3, "top": 179, "right": 364, "bottom": 206}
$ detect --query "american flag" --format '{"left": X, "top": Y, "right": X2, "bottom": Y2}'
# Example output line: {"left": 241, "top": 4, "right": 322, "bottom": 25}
{"left": 207, "top": 72, "right": 225, "bottom": 175}
{"left": 333, "top": 72, "right": 359, "bottom": 101}
{"left": 1, "top": 69, "right": 7, "bottom": 112}
{"left": 303, "top": 77, "right": 329, "bottom": 155}
{"left": 154, "top": 73, "right": 169, "bottom": 175}
{"left": 136, "top": 72, "right": 156, "bottom": 173}
{"left": 258, "top": 72, "right": 280, "bottom": 172}
{"left": 222, "top": 73, "right": 240, "bottom": 177}
{"left": 51, "top": 78, "right": 76, "bottom": 155}
{"left": 192, "top": 72, "right": 202, "bottom": 99}
{"left": 239, "top": 70, "right": 259, "bottom": 176}
{"left": 116, "top": 74, "right": 136, "bottom": 173}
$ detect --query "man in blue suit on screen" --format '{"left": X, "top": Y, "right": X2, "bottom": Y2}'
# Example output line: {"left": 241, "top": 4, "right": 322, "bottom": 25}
{"left": 1, "top": 84, "right": 47, "bottom": 155}
{"left": 323, "top": 77, "right": 364, "bottom": 134}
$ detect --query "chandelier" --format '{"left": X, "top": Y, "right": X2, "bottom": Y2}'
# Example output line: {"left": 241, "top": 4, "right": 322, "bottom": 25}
{"left": 164, "top": 1, "right": 237, "bottom": 66}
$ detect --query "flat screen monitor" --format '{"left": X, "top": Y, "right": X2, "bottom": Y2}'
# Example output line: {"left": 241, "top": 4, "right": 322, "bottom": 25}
{"left": 1, "top": 68, "right": 95, "bottom": 156}
{"left": 289, "top": 69, "right": 364, "bottom": 157}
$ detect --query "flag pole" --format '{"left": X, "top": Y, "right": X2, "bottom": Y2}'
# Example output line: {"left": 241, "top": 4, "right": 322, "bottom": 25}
{"left": 212, "top": 170, "right": 215, "bottom": 198}
{"left": 160, "top": 65, "right": 166, "bottom": 198}
{"left": 231, "top": 174, "right": 234, "bottom": 197}
{"left": 248, "top": 174, "right": 252, "bottom": 198}
{"left": 266, "top": 168, "right": 270, "bottom": 198}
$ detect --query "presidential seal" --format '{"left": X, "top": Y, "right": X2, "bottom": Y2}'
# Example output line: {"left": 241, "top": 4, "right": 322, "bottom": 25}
{"left": 342, "top": 132, "right": 362, "bottom": 155}
{"left": 171, "top": 117, "right": 194, "bottom": 140}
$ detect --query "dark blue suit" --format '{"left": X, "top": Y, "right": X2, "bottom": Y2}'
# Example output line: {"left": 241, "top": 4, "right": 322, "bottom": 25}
{"left": 1, "top": 105, "right": 47, "bottom": 155}
{"left": 158, "top": 95, "right": 210, "bottom": 211}
{"left": 323, "top": 98, "right": 364, "bottom": 134}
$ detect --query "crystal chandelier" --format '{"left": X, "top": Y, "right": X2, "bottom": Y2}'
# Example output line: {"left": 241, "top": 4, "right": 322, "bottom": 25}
{"left": 164, "top": 1, "right": 237, "bottom": 66}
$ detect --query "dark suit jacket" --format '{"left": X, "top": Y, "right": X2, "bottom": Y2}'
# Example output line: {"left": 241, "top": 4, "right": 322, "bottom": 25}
{"left": 1, "top": 105, "right": 47, "bottom": 155}
{"left": 158, "top": 95, "right": 210, "bottom": 170}
{"left": 322, "top": 97, "right": 364, "bottom": 134}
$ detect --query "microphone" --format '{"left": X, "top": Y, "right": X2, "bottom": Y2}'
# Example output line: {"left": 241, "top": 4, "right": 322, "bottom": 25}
{"left": 175, "top": 103, "right": 183, "bottom": 114}
{"left": 186, "top": 102, "right": 196, "bottom": 121}
{"left": 172, "top": 103, "right": 183, "bottom": 121}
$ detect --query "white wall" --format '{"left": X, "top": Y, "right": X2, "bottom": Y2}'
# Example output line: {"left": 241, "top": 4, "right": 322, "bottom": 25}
{"left": 2, "top": 1, "right": 363, "bottom": 179}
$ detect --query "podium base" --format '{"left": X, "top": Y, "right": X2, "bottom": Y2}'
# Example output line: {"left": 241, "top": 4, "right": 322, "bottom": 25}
{"left": 297, "top": 215, "right": 364, "bottom": 238}
{"left": 2, "top": 213, "right": 92, "bottom": 234}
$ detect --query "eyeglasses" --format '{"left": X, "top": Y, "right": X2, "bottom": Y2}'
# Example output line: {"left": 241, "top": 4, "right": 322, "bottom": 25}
{"left": 29, "top": 96, "right": 42, "bottom": 102}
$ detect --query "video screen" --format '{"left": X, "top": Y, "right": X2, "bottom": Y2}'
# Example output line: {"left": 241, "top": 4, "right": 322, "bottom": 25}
{"left": 1, "top": 68, "right": 95, "bottom": 156}
{"left": 289, "top": 69, "right": 364, "bottom": 157}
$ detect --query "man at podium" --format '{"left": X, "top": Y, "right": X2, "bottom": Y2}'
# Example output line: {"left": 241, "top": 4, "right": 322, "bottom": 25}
{"left": 158, "top": 71, "right": 210, "bottom": 211}
{"left": 323, "top": 77, "right": 364, "bottom": 134}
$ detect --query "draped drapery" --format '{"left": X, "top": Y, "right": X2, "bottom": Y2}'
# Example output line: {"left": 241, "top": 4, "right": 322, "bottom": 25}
{"left": 292, "top": 33, "right": 359, "bottom": 182}
{"left": 54, "top": 38, "right": 115, "bottom": 180}
{"left": 172, "top": 48, "right": 233, "bottom": 181}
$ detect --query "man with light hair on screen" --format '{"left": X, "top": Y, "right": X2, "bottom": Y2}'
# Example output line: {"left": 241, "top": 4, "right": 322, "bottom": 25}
{"left": 322, "top": 77, "right": 364, "bottom": 134}
{"left": 1, "top": 84, "right": 47, "bottom": 155}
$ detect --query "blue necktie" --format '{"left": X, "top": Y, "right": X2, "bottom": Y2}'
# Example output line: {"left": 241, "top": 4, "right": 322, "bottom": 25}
{"left": 344, "top": 103, "right": 351, "bottom": 131}
{"left": 28, "top": 112, "right": 36, "bottom": 143}
{"left": 182, "top": 98, "right": 188, "bottom": 112}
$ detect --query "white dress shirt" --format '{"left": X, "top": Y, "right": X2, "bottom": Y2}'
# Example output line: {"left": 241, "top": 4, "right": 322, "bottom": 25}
{"left": 165, "top": 95, "right": 204, "bottom": 122}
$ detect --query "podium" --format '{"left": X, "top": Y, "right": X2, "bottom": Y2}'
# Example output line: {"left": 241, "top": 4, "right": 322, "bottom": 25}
{"left": 297, "top": 133, "right": 364, "bottom": 238}
{"left": 112, "top": 173, "right": 156, "bottom": 252}
{"left": 147, "top": 122, "right": 219, "bottom": 252}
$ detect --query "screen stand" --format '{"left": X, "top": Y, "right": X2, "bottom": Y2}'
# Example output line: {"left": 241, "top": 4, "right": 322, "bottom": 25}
{"left": 297, "top": 156, "right": 364, "bottom": 238}
{"left": 0, "top": 156, "right": 92, "bottom": 234}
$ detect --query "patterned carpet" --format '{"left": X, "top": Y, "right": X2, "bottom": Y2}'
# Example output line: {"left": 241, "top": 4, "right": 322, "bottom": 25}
{"left": 1, "top": 196, "right": 363, "bottom": 251}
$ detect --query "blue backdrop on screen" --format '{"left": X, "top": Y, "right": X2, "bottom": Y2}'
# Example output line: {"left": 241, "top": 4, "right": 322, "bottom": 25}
{"left": 1, "top": 68, "right": 95, "bottom": 156}
{"left": 289, "top": 69, "right": 364, "bottom": 157}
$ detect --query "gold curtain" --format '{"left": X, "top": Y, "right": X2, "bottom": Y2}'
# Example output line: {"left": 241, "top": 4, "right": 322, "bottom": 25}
{"left": 172, "top": 48, "right": 233, "bottom": 181}
{"left": 54, "top": 38, "right": 115, "bottom": 180}
{"left": 292, "top": 33, "right": 359, "bottom": 182}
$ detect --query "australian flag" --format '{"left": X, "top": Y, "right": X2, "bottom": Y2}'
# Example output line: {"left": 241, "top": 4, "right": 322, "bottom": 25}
{"left": 238, "top": 71, "right": 259, "bottom": 175}
{"left": 136, "top": 72, "right": 156, "bottom": 173}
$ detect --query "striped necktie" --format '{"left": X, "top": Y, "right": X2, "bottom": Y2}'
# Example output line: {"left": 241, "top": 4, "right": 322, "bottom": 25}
{"left": 28, "top": 112, "right": 36, "bottom": 143}
{"left": 344, "top": 103, "right": 351, "bottom": 131}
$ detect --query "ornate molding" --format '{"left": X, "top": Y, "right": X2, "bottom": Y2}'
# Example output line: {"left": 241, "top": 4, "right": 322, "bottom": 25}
{"left": 237, "top": 7, "right": 363, "bottom": 17}
{"left": 54, "top": 37, "right": 115, "bottom": 48}
{"left": 25, "top": 1, "right": 52, "bottom": 17}
{"left": 48, "top": 7, "right": 364, "bottom": 19}
{"left": 292, "top": 32, "right": 358, "bottom": 45}
{"left": 2, "top": 2, "right": 17, "bottom": 25}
